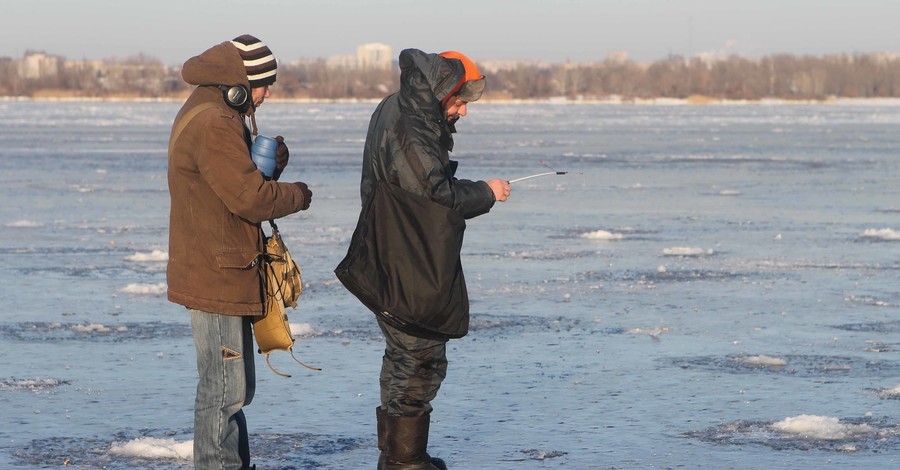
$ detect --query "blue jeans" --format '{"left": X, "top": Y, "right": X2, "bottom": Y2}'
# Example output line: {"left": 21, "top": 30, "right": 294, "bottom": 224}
{"left": 378, "top": 319, "right": 448, "bottom": 417}
{"left": 189, "top": 309, "right": 256, "bottom": 470}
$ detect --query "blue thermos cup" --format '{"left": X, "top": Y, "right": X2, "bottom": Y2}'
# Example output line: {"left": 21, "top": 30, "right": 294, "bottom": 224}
{"left": 251, "top": 135, "right": 278, "bottom": 179}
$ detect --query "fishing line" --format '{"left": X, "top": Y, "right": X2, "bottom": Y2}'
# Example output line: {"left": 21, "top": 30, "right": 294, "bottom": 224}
{"left": 506, "top": 161, "right": 585, "bottom": 289}
{"left": 540, "top": 160, "right": 558, "bottom": 171}
{"left": 538, "top": 161, "right": 587, "bottom": 287}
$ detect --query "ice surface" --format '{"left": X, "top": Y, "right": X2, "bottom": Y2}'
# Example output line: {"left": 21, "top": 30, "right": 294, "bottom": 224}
{"left": 1, "top": 101, "right": 899, "bottom": 469}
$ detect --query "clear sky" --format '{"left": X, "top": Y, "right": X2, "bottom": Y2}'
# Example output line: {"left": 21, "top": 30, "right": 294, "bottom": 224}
{"left": 5, "top": 0, "right": 899, "bottom": 65}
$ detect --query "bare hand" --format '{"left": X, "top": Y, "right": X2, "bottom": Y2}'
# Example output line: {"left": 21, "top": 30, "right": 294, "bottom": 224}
{"left": 487, "top": 178, "right": 511, "bottom": 202}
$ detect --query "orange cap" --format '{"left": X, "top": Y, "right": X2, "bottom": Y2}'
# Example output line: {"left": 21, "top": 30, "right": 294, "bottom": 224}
{"left": 439, "top": 51, "right": 484, "bottom": 82}
{"left": 439, "top": 51, "right": 486, "bottom": 103}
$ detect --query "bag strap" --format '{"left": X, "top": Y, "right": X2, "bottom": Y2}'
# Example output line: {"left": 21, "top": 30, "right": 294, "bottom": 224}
{"left": 167, "top": 102, "right": 219, "bottom": 155}
{"left": 264, "top": 350, "right": 322, "bottom": 377}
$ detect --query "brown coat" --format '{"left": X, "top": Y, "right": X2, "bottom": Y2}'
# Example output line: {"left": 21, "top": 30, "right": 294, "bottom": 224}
{"left": 167, "top": 41, "right": 307, "bottom": 316}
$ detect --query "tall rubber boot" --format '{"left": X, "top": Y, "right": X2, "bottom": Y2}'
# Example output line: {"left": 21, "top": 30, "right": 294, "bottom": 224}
{"left": 383, "top": 413, "right": 448, "bottom": 470}
{"left": 377, "top": 406, "right": 387, "bottom": 469}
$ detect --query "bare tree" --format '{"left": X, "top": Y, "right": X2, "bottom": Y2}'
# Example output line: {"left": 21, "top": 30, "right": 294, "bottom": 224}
{"left": 4, "top": 51, "right": 900, "bottom": 100}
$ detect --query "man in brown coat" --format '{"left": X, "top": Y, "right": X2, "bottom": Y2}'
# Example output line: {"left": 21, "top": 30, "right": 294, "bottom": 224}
{"left": 167, "top": 34, "right": 312, "bottom": 470}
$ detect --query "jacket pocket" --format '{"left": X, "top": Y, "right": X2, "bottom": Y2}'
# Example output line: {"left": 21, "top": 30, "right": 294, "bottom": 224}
{"left": 215, "top": 251, "right": 261, "bottom": 269}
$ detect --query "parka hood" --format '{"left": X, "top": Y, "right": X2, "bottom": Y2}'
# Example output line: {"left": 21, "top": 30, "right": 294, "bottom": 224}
{"left": 397, "top": 48, "right": 465, "bottom": 119}
{"left": 182, "top": 41, "right": 250, "bottom": 90}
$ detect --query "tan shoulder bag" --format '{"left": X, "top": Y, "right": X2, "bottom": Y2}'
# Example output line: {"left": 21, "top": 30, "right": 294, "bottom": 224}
{"left": 255, "top": 221, "right": 320, "bottom": 377}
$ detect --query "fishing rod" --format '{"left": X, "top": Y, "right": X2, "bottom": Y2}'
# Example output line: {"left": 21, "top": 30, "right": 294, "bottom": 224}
{"left": 508, "top": 161, "right": 572, "bottom": 184}
{"left": 508, "top": 171, "right": 567, "bottom": 184}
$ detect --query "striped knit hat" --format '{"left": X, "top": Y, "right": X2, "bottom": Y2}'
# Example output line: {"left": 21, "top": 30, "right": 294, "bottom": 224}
{"left": 231, "top": 34, "right": 277, "bottom": 88}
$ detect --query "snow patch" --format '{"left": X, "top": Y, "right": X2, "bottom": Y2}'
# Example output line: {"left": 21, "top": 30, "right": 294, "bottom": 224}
{"left": 860, "top": 228, "right": 900, "bottom": 241}
{"left": 124, "top": 250, "right": 168, "bottom": 262}
{"left": 120, "top": 283, "right": 167, "bottom": 295}
{"left": 735, "top": 355, "right": 788, "bottom": 367}
{"left": 662, "top": 247, "right": 714, "bottom": 257}
{"left": 772, "top": 415, "right": 875, "bottom": 440}
{"left": 4, "top": 219, "right": 44, "bottom": 228}
{"left": 108, "top": 437, "right": 192, "bottom": 460}
{"left": 581, "top": 230, "right": 624, "bottom": 240}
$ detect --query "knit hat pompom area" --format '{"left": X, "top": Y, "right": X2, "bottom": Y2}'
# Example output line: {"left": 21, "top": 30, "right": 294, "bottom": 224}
{"left": 231, "top": 34, "right": 277, "bottom": 88}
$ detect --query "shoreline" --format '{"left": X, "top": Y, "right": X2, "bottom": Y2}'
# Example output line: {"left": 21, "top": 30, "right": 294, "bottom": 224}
{"left": 4, "top": 95, "right": 900, "bottom": 106}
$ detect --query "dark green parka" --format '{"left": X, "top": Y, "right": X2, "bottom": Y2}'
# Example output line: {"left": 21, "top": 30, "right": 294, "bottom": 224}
{"left": 355, "top": 48, "right": 496, "bottom": 338}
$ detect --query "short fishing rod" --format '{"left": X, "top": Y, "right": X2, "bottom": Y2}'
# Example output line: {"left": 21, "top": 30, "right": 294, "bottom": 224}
{"left": 508, "top": 171, "right": 568, "bottom": 184}
{"left": 508, "top": 161, "right": 573, "bottom": 184}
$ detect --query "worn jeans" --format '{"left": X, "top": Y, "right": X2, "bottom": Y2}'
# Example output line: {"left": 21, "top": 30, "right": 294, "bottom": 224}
{"left": 378, "top": 319, "right": 449, "bottom": 417}
{"left": 189, "top": 309, "right": 256, "bottom": 470}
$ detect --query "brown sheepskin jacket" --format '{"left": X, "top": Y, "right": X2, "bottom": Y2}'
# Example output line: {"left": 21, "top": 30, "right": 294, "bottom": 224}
{"left": 166, "top": 41, "right": 308, "bottom": 316}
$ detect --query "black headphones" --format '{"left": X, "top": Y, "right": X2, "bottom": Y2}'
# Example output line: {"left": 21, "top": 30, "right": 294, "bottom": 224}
{"left": 219, "top": 85, "right": 248, "bottom": 109}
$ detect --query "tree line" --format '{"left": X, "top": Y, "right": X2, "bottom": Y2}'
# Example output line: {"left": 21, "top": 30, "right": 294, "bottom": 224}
{"left": 2, "top": 53, "right": 899, "bottom": 101}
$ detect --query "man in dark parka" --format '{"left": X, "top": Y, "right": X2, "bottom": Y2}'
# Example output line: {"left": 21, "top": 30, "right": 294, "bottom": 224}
{"left": 351, "top": 48, "right": 510, "bottom": 469}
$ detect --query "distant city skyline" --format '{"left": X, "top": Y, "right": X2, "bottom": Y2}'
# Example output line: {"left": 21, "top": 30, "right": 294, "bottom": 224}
{"left": 6, "top": 0, "right": 899, "bottom": 65}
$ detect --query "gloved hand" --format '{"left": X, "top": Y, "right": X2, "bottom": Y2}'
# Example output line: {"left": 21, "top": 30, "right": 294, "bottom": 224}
{"left": 273, "top": 135, "right": 289, "bottom": 181}
{"left": 293, "top": 182, "right": 312, "bottom": 210}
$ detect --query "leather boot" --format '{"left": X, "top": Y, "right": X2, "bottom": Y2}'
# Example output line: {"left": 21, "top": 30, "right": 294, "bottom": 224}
{"left": 383, "top": 413, "right": 447, "bottom": 470}
{"left": 377, "top": 406, "right": 387, "bottom": 469}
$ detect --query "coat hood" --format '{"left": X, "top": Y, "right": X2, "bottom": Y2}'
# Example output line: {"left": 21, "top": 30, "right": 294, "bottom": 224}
{"left": 397, "top": 48, "right": 465, "bottom": 120}
{"left": 182, "top": 41, "right": 250, "bottom": 90}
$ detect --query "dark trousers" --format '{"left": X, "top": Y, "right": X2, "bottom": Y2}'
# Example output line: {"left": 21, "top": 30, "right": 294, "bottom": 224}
{"left": 378, "top": 319, "right": 448, "bottom": 417}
